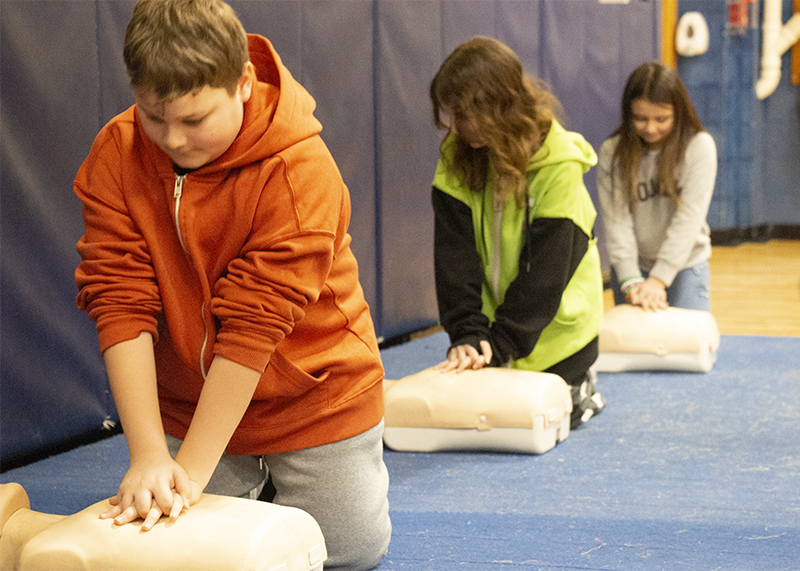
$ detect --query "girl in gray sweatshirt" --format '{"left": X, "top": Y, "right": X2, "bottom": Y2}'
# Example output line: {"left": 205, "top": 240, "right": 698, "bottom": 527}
{"left": 597, "top": 61, "right": 717, "bottom": 312}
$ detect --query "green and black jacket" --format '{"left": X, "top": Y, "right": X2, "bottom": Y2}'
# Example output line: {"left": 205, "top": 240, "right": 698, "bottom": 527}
{"left": 432, "top": 120, "right": 603, "bottom": 385}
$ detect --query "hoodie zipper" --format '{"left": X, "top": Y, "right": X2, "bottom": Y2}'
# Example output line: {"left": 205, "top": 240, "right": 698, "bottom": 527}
{"left": 485, "top": 187, "right": 535, "bottom": 303}
{"left": 490, "top": 194, "right": 503, "bottom": 300}
{"left": 173, "top": 174, "right": 187, "bottom": 251}
{"left": 173, "top": 173, "right": 209, "bottom": 380}
{"left": 524, "top": 192, "right": 534, "bottom": 273}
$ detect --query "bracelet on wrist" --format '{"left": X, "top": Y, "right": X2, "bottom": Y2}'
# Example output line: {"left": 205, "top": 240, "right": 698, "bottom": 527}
{"left": 620, "top": 276, "right": 644, "bottom": 295}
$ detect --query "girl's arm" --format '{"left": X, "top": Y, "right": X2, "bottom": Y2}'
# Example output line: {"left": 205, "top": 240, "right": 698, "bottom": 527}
{"left": 649, "top": 132, "right": 717, "bottom": 286}
{"left": 432, "top": 187, "right": 491, "bottom": 353}
{"left": 596, "top": 139, "right": 642, "bottom": 285}
{"left": 490, "top": 216, "right": 589, "bottom": 364}
{"left": 489, "top": 161, "right": 593, "bottom": 365}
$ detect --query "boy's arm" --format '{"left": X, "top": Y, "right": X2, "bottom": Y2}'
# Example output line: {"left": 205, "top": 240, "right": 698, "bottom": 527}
{"left": 103, "top": 336, "right": 261, "bottom": 531}
{"left": 174, "top": 355, "right": 262, "bottom": 494}
{"left": 101, "top": 332, "right": 193, "bottom": 530}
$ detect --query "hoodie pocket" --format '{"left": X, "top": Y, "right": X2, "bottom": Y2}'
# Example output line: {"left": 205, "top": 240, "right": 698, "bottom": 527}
{"left": 253, "top": 349, "right": 329, "bottom": 400}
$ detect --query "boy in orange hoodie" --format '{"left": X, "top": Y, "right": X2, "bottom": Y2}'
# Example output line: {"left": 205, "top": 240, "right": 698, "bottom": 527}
{"left": 73, "top": 1, "right": 390, "bottom": 568}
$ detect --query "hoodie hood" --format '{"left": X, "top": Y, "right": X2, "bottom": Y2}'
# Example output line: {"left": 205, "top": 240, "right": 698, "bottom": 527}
{"left": 528, "top": 119, "right": 597, "bottom": 173}
{"left": 204, "top": 34, "right": 323, "bottom": 172}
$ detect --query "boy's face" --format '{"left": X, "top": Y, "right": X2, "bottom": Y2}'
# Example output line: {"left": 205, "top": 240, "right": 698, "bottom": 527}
{"left": 135, "top": 64, "right": 254, "bottom": 170}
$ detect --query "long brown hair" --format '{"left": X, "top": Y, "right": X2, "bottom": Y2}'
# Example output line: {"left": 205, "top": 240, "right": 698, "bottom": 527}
{"left": 612, "top": 61, "right": 705, "bottom": 205}
{"left": 430, "top": 37, "right": 562, "bottom": 206}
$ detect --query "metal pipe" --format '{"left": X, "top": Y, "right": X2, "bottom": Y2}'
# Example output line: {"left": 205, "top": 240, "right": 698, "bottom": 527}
{"left": 756, "top": 0, "right": 800, "bottom": 99}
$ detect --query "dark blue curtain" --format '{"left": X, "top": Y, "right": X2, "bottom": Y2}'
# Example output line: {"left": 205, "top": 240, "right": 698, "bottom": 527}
{"left": 1, "top": 1, "right": 112, "bottom": 467}
{"left": 679, "top": 0, "right": 800, "bottom": 235}
{"left": 1, "top": 0, "right": 661, "bottom": 465}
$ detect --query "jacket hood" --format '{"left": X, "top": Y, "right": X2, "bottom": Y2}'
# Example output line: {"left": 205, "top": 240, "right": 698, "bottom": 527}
{"left": 205, "top": 34, "right": 323, "bottom": 172}
{"left": 528, "top": 120, "right": 597, "bottom": 173}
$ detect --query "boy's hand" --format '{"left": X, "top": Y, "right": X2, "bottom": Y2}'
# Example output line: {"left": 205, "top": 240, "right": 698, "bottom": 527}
{"left": 102, "top": 453, "right": 196, "bottom": 531}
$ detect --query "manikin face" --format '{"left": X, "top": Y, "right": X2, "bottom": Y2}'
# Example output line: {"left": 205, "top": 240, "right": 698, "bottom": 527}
{"left": 442, "top": 107, "right": 487, "bottom": 149}
{"left": 631, "top": 98, "right": 675, "bottom": 148}
{"left": 135, "top": 64, "right": 254, "bottom": 170}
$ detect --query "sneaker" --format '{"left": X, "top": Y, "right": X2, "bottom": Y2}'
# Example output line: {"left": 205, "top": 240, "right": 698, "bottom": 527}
{"left": 570, "top": 368, "right": 606, "bottom": 429}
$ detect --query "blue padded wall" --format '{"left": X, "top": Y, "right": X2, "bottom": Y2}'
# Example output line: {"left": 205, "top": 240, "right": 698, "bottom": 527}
{"left": 374, "top": 0, "right": 662, "bottom": 339}
{"left": 1, "top": 0, "right": 661, "bottom": 465}
{"left": 759, "top": 0, "right": 800, "bottom": 227}
{"left": 679, "top": 0, "right": 800, "bottom": 231}
{"left": 1, "top": 1, "right": 113, "bottom": 464}
{"left": 374, "top": 0, "right": 444, "bottom": 339}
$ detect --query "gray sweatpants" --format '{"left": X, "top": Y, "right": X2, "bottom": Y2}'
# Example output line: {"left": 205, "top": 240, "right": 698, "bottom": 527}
{"left": 166, "top": 420, "right": 391, "bottom": 570}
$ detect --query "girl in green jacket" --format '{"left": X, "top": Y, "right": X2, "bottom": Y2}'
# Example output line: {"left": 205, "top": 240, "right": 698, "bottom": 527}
{"left": 429, "top": 37, "right": 605, "bottom": 428}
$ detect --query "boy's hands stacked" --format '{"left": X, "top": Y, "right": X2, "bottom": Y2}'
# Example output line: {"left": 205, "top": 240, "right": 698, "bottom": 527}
{"left": 101, "top": 452, "right": 202, "bottom": 531}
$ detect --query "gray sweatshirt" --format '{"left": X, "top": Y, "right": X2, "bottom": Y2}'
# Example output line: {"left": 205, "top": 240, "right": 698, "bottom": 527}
{"left": 597, "top": 131, "right": 717, "bottom": 287}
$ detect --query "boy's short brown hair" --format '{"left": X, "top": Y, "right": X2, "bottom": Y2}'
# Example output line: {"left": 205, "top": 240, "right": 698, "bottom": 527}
{"left": 124, "top": 0, "right": 249, "bottom": 99}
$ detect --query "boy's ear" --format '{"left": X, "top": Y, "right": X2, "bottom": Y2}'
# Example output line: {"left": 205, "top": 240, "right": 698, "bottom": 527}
{"left": 238, "top": 62, "right": 256, "bottom": 103}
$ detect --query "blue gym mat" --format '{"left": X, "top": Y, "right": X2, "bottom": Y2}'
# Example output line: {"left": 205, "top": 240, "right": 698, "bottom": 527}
{"left": 3, "top": 332, "right": 799, "bottom": 570}
{"left": 376, "top": 332, "right": 800, "bottom": 570}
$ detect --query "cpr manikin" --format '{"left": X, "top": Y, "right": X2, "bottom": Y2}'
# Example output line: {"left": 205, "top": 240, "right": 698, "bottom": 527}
{"left": 595, "top": 304, "right": 720, "bottom": 372}
{"left": 383, "top": 366, "right": 573, "bottom": 454}
{"left": 0, "top": 482, "right": 325, "bottom": 571}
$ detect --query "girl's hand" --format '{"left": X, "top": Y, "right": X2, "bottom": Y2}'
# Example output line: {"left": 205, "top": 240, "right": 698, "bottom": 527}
{"left": 435, "top": 340, "right": 493, "bottom": 373}
{"left": 101, "top": 452, "right": 195, "bottom": 531}
{"left": 628, "top": 277, "right": 668, "bottom": 311}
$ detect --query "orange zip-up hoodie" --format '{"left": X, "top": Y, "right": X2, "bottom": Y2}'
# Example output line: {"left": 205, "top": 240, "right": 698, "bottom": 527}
{"left": 74, "top": 35, "right": 384, "bottom": 455}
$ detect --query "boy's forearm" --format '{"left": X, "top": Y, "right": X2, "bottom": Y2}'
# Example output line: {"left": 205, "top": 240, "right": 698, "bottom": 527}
{"left": 175, "top": 355, "right": 262, "bottom": 490}
{"left": 103, "top": 332, "right": 169, "bottom": 460}
{"left": 105, "top": 333, "right": 262, "bottom": 491}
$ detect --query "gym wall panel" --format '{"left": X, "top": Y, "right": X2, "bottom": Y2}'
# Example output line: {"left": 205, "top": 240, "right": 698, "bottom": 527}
{"left": 540, "top": 0, "right": 660, "bottom": 156}
{"left": 1, "top": 0, "right": 664, "bottom": 464}
{"left": 232, "top": 0, "right": 304, "bottom": 72}
{"left": 494, "top": 0, "right": 542, "bottom": 78}
{"left": 233, "top": 0, "right": 380, "bottom": 313}
{"left": 1, "top": 1, "right": 114, "bottom": 464}
{"left": 761, "top": 76, "right": 800, "bottom": 225}
{"left": 441, "top": 0, "right": 496, "bottom": 49}
{"left": 374, "top": 0, "right": 443, "bottom": 339}
{"left": 758, "top": 0, "right": 800, "bottom": 228}
{"left": 97, "top": 0, "right": 138, "bottom": 125}
{"left": 679, "top": 0, "right": 800, "bottom": 233}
